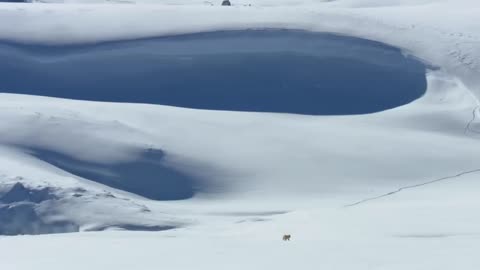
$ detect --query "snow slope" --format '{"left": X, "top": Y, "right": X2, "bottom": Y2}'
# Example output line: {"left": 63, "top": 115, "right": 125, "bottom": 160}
{"left": 0, "top": 0, "right": 479, "bottom": 269}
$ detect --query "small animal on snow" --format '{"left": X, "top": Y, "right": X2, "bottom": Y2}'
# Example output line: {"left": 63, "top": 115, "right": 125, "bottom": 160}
{"left": 282, "top": 234, "right": 291, "bottom": 241}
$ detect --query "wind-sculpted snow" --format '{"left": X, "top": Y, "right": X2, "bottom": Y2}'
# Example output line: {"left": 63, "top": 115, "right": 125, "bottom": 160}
{"left": 0, "top": 30, "right": 427, "bottom": 115}
{"left": 1, "top": 0, "right": 480, "bottom": 267}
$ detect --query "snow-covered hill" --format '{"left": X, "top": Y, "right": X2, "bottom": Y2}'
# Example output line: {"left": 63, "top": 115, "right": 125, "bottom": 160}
{"left": 0, "top": 0, "right": 479, "bottom": 269}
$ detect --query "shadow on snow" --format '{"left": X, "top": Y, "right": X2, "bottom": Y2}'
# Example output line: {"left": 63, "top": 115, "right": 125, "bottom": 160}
{"left": 0, "top": 30, "right": 427, "bottom": 115}
{"left": 27, "top": 148, "right": 204, "bottom": 201}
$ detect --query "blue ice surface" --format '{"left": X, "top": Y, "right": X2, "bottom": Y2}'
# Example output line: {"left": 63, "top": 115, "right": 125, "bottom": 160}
{"left": 0, "top": 30, "right": 427, "bottom": 115}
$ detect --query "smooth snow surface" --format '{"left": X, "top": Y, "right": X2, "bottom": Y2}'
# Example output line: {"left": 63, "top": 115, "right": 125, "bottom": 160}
{"left": 0, "top": 0, "right": 480, "bottom": 269}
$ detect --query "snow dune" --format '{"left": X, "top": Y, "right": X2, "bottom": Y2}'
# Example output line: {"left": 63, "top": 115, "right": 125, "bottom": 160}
{"left": 0, "top": 0, "right": 479, "bottom": 269}
{"left": 0, "top": 11, "right": 477, "bottom": 235}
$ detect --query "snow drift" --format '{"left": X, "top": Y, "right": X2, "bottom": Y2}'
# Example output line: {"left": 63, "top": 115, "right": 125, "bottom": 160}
{"left": 0, "top": 1, "right": 480, "bottom": 269}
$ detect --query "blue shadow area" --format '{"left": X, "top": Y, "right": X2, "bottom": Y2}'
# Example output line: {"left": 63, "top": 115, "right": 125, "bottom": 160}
{"left": 0, "top": 182, "right": 55, "bottom": 204}
{"left": 27, "top": 148, "right": 200, "bottom": 200}
{"left": 0, "top": 183, "right": 79, "bottom": 235}
{"left": 0, "top": 30, "right": 427, "bottom": 115}
{"left": 0, "top": 202, "right": 79, "bottom": 235}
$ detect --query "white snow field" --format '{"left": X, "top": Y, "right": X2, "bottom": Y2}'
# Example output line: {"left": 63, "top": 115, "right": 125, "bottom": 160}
{"left": 1, "top": 0, "right": 480, "bottom": 269}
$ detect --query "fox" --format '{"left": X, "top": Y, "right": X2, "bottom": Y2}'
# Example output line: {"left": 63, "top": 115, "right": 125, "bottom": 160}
{"left": 282, "top": 234, "right": 291, "bottom": 241}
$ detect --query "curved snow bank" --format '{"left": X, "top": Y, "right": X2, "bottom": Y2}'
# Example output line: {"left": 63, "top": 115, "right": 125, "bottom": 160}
{"left": 0, "top": 30, "right": 427, "bottom": 115}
